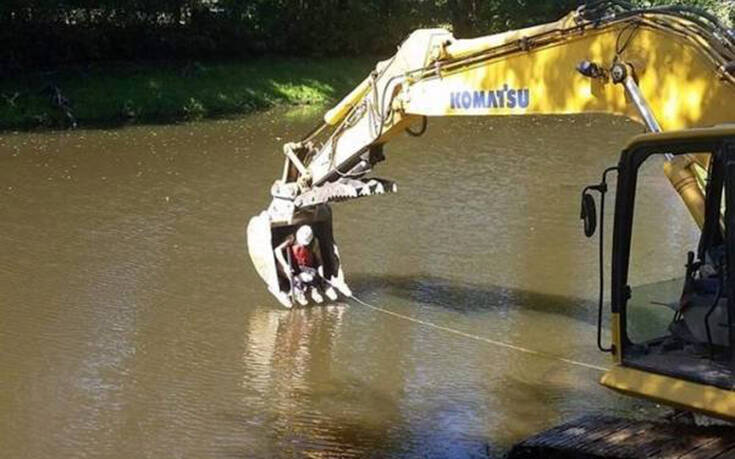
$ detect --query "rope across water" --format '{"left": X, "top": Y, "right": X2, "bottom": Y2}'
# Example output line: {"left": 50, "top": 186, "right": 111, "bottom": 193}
{"left": 345, "top": 293, "right": 608, "bottom": 373}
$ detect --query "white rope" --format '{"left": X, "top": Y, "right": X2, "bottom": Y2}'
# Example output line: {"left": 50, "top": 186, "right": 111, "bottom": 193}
{"left": 346, "top": 294, "right": 608, "bottom": 373}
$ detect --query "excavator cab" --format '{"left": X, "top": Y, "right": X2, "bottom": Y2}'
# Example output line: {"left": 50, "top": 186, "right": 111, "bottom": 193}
{"left": 582, "top": 127, "right": 735, "bottom": 420}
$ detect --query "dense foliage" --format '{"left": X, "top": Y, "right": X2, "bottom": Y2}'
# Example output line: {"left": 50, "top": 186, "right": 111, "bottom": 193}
{"left": 1, "top": 0, "right": 732, "bottom": 75}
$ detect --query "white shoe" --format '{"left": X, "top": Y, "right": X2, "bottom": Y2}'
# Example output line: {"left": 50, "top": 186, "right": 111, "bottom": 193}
{"left": 325, "top": 286, "right": 338, "bottom": 301}
{"left": 311, "top": 288, "right": 324, "bottom": 304}
{"left": 294, "top": 291, "right": 308, "bottom": 306}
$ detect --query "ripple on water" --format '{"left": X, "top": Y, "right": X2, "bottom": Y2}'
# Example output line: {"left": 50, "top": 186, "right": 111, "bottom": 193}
{"left": 1, "top": 112, "right": 677, "bottom": 457}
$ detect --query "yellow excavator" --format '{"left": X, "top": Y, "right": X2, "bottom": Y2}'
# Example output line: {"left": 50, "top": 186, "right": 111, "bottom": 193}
{"left": 247, "top": 1, "right": 735, "bottom": 420}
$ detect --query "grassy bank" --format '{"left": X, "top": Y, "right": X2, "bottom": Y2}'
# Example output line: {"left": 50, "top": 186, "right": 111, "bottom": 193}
{"left": 0, "top": 57, "right": 374, "bottom": 131}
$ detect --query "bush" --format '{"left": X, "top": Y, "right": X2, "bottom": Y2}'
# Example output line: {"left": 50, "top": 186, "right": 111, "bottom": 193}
{"left": 0, "top": 0, "right": 731, "bottom": 76}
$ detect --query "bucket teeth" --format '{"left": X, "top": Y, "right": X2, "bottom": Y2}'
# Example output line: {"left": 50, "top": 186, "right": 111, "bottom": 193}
{"left": 294, "top": 177, "right": 397, "bottom": 209}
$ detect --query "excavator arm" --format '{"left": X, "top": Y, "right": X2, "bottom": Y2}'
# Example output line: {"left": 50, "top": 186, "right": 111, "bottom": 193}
{"left": 248, "top": 0, "right": 735, "bottom": 307}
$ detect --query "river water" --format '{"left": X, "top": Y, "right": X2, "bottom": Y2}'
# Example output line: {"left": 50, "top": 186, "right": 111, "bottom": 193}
{"left": 0, "top": 108, "right": 700, "bottom": 457}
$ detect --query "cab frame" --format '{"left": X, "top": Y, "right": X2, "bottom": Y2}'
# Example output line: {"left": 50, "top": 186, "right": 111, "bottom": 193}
{"left": 601, "top": 127, "right": 735, "bottom": 420}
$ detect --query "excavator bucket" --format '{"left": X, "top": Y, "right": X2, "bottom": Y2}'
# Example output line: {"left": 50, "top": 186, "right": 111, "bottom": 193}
{"left": 246, "top": 204, "right": 351, "bottom": 308}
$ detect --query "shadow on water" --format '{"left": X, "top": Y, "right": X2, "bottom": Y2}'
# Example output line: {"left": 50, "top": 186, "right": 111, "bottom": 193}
{"left": 349, "top": 272, "right": 599, "bottom": 325}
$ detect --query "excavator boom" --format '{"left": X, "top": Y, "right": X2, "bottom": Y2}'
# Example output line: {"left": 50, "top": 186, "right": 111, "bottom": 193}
{"left": 247, "top": 1, "right": 735, "bottom": 309}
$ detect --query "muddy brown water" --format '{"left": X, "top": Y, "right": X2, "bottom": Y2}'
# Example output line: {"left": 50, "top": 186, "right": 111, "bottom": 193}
{"left": 0, "top": 108, "right": 701, "bottom": 457}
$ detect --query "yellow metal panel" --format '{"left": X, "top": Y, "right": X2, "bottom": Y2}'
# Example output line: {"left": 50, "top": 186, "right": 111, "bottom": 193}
{"left": 405, "top": 25, "right": 735, "bottom": 131}
{"left": 324, "top": 76, "right": 371, "bottom": 126}
{"left": 442, "top": 12, "right": 577, "bottom": 60}
{"left": 601, "top": 365, "right": 735, "bottom": 421}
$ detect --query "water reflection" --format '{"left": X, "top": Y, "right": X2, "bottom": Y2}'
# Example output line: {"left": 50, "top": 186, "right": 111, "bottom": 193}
{"left": 239, "top": 304, "right": 409, "bottom": 456}
{"left": 243, "top": 305, "right": 347, "bottom": 397}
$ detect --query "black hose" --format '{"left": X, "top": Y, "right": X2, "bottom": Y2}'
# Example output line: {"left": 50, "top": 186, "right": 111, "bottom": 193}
{"left": 582, "top": 1, "right": 734, "bottom": 49}
{"left": 597, "top": 186, "right": 608, "bottom": 352}
{"left": 615, "top": 21, "right": 640, "bottom": 57}
{"left": 593, "top": 166, "right": 618, "bottom": 353}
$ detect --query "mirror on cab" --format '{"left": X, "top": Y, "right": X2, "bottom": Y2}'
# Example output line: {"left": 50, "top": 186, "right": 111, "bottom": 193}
{"left": 580, "top": 192, "right": 597, "bottom": 238}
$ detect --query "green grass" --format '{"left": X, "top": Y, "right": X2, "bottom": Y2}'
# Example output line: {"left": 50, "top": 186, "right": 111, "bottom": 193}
{"left": 0, "top": 57, "right": 374, "bottom": 130}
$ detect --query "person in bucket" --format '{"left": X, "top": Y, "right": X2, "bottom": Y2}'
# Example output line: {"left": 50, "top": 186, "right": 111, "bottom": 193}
{"left": 274, "top": 225, "right": 338, "bottom": 305}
